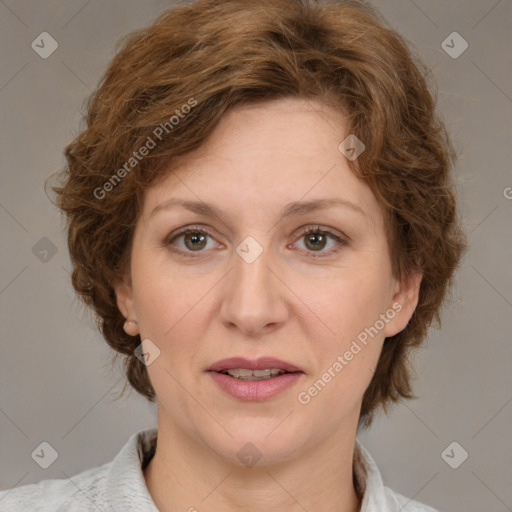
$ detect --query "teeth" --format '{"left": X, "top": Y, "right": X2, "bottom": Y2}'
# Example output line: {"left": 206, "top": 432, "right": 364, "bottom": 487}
{"left": 223, "top": 368, "right": 287, "bottom": 380}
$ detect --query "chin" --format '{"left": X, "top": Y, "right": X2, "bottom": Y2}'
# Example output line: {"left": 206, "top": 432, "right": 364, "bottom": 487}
{"left": 222, "top": 438, "right": 300, "bottom": 469}
{"left": 199, "top": 418, "right": 305, "bottom": 468}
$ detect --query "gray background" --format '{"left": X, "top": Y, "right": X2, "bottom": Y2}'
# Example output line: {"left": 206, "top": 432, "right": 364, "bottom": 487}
{"left": 0, "top": 1, "right": 511, "bottom": 511}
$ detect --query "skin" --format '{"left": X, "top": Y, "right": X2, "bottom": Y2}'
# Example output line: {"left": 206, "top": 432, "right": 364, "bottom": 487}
{"left": 116, "top": 97, "right": 422, "bottom": 512}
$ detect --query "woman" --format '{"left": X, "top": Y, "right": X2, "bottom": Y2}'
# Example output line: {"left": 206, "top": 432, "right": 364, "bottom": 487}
{"left": 0, "top": 0, "right": 466, "bottom": 510}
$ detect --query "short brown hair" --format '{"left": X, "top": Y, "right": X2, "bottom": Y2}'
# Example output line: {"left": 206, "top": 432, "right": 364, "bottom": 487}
{"left": 51, "top": 0, "right": 467, "bottom": 428}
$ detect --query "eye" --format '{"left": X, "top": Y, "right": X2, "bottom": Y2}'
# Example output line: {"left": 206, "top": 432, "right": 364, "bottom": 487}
{"left": 166, "top": 225, "right": 347, "bottom": 259}
{"left": 166, "top": 226, "right": 220, "bottom": 257}
{"left": 292, "top": 226, "right": 347, "bottom": 259}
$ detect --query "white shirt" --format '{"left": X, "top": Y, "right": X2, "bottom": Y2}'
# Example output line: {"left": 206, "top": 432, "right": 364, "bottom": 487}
{"left": 0, "top": 428, "right": 439, "bottom": 511}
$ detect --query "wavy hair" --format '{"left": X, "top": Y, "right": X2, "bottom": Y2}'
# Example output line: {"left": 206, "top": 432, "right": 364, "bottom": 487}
{"left": 50, "top": 0, "right": 467, "bottom": 428}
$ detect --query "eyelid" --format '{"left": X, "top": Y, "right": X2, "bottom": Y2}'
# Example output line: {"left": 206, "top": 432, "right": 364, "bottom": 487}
{"left": 291, "top": 225, "right": 347, "bottom": 259}
{"left": 165, "top": 225, "right": 222, "bottom": 248}
{"left": 165, "top": 224, "right": 348, "bottom": 258}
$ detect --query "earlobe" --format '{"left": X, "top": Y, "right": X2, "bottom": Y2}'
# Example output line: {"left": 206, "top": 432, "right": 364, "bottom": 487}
{"left": 383, "top": 272, "right": 423, "bottom": 338}
{"left": 115, "top": 279, "right": 138, "bottom": 335}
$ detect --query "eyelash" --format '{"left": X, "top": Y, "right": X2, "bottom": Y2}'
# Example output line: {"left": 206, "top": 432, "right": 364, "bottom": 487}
{"left": 166, "top": 225, "right": 347, "bottom": 259}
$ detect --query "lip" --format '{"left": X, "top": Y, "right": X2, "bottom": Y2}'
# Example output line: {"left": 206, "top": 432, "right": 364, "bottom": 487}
{"left": 207, "top": 357, "right": 303, "bottom": 373}
{"left": 208, "top": 371, "right": 303, "bottom": 401}
{"left": 206, "top": 357, "right": 304, "bottom": 401}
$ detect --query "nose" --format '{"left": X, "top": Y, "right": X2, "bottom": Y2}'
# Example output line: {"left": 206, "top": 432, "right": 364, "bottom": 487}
{"left": 219, "top": 239, "right": 289, "bottom": 338}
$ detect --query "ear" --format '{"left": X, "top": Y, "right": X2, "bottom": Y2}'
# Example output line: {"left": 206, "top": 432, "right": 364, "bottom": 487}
{"left": 115, "top": 276, "right": 137, "bottom": 325}
{"left": 383, "top": 272, "right": 423, "bottom": 338}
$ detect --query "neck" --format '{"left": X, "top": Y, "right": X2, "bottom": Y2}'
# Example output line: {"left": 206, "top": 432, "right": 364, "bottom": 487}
{"left": 144, "top": 418, "right": 362, "bottom": 512}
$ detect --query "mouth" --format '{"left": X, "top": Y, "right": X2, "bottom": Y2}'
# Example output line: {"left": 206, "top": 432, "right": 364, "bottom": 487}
{"left": 207, "top": 356, "right": 303, "bottom": 376}
{"left": 219, "top": 368, "right": 291, "bottom": 380}
{"left": 206, "top": 357, "right": 304, "bottom": 401}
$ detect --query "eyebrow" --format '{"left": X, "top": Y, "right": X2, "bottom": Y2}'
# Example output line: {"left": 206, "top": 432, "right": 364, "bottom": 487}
{"left": 150, "top": 197, "right": 366, "bottom": 221}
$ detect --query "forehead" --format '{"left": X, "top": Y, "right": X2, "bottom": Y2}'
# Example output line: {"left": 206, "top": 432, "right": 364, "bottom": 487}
{"left": 141, "top": 97, "right": 382, "bottom": 229}
{"left": 174, "top": 97, "right": 348, "bottom": 166}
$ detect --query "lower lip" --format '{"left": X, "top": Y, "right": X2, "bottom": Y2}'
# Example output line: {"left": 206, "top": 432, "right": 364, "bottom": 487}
{"left": 208, "top": 371, "right": 303, "bottom": 401}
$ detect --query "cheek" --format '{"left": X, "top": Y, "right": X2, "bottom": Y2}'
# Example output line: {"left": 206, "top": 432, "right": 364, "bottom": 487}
{"left": 299, "top": 261, "right": 391, "bottom": 404}
{"left": 137, "top": 280, "right": 208, "bottom": 416}
{"left": 297, "top": 277, "right": 387, "bottom": 417}
{"left": 129, "top": 263, "right": 205, "bottom": 393}
{"left": 136, "top": 281, "right": 206, "bottom": 359}
{"left": 132, "top": 249, "right": 205, "bottom": 333}
{"left": 309, "top": 266, "right": 392, "bottom": 344}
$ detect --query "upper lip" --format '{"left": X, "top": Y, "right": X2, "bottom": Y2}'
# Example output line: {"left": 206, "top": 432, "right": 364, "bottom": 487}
{"left": 207, "top": 357, "right": 303, "bottom": 373}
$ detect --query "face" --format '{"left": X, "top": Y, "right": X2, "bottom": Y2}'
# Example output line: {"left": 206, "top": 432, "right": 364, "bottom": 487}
{"left": 116, "top": 97, "right": 421, "bottom": 466}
